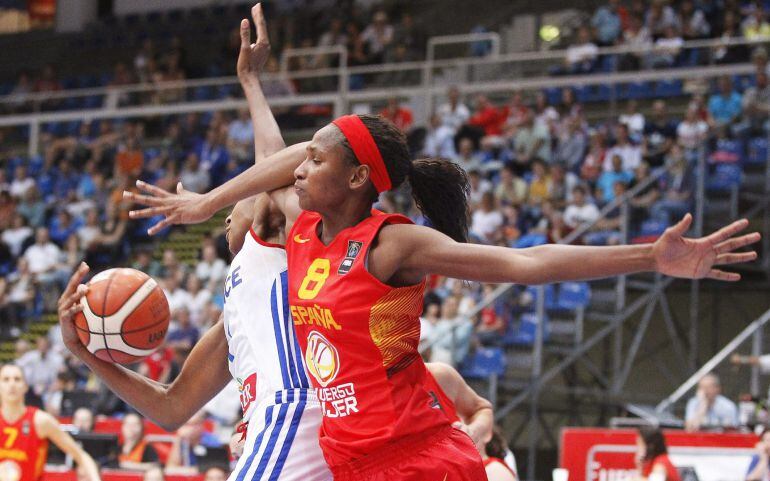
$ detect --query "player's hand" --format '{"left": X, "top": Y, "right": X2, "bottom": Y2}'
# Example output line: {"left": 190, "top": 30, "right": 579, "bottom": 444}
{"left": 229, "top": 432, "right": 246, "bottom": 459}
{"left": 452, "top": 421, "right": 485, "bottom": 453}
{"left": 652, "top": 214, "right": 760, "bottom": 281}
{"left": 237, "top": 3, "right": 271, "bottom": 87}
{"left": 57, "top": 262, "right": 90, "bottom": 353}
{"left": 124, "top": 181, "right": 212, "bottom": 235}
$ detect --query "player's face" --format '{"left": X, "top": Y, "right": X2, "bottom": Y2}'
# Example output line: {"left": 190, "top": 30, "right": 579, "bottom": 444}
{"left": 0, "top": 366, "right": 28, "bottom": 403}
{"left": 294, "top": 125, "right": 362, "bottom": 213}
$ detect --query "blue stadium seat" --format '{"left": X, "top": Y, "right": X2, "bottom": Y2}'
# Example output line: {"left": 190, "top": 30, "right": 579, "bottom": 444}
{"left": 709, "top": 138, "right": 744, "bottom": 164}
{"left": 625, "top": 81, "right": 652, "bottom": 100}
{"left": 192, "top": 86, "right": 214, "bottom": 101}
{"left": 544, "top": 87, "right": 562, "bottom": 106}
{"left": 654, "top": 79, "right": 683, "bottom": 98}
{"left": 555, "top": 282, "right": 591, "bottom": 310}
{"left": 640, "top": 219, "right": 668, "bottom": 237}
{"left": 573, "top": 85, "right": 591, "bottom": 103}
{"left": 514, "top": 233, "right": 547, "bottom": 248}
{"left": 504, "top": 313, "right": 550, "bottom": 346}
{"left": 460, "top": 347, "right": 507, "bottom": 379}
{"left": 707, "top": 163, "right": 743, "bottom": 191}
{"left": 599, "top": 55, "right": 618, "bottom": 73}
{"left": 525, "top": 284, "right": 556, "bottom": 311}
{"left": 747, "top": 137, "right": 769, "bottom": 165}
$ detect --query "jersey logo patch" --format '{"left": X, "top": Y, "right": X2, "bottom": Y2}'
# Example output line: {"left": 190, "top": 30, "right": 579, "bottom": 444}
{"left": 305, "top": 331, "right": 340, "bottom": 387}
{"left": 338, "top": 240, "right": 363, "bottom": 275}
{"left": 293, "top": 234, "right": 311, "bottom": 244}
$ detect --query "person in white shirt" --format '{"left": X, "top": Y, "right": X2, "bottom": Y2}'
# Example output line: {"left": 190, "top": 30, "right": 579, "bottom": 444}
{"left": 360, "top": 10, "right": 394, "bottom": 63}
{"left": 2, "top": 213, "right": 33, "bottom": 257}
{"left": 437, "top": 86, "right": 470, "bottom": 133}
{"left": 564, "top": 26, "right": 598, "bottom": 74}
{"left": 18, "top": 336, "right": 64, "bottom": 398}
{"left": 471, "top": 192, "right": 504, "bottom": 244}
{"left": 163, "top": 275, "right": 193, "bottom": 314}
{"left": 677, "top": 106, "right": 709, "bottom": 150}
{"left": 179, "top": 152, "right": 211, "bottom": 194}
{"left": 23, "top": 227, "right": 64, "bottom": 284}
{"left": 184, "top": 275, "right": 212, "bottom": 327}
{"left": 423, "top": 114, "right": 457, "bottom": 158}
{"left": 453, "top": 137, "right": 483, "bottom": 173}
{"left": 9, "top": 165, "right": 35, "bottom": 199}
{"left": 605, "top": 123, "right": 642, "bottom": 172}
{"left": 227, "top": 109, "right": 255, "bottom": 161}
{"left": 563, "top": 185, "right": 600, "bottom": 229}
{"left": 195, "top": 244, "right": 227, "bottom": 286}
{"left": 619, "top": 100, "right": 645, "bottom": 140}
{"left": 684, "top": 373, "right": 739, "bottom": 431}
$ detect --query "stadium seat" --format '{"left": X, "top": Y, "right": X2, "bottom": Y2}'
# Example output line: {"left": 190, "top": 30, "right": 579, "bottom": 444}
{"left": 625, "top": 81, "right": 652, "bottom": 100}
{"left": 707, "top": 163, "right": 743, "bottom": 191}
{"left": 747, "top": 137, "right": 769, "bottom": 165}
{"left": 525, "top": 284, "right": 556, "bottom": 311}
{"left": 505, "top": 312, "right": 550, "bottom": 346}
{"left": 544, "top": 87, "right": 562, "bottom": 106}
{"left": 555, "top": 282, "right": 591, "bottom": 310}
{"left": 654, "top": 79, "right": 683, "bottom": 98}
{"left": 709, "top": 138, "right": 744, "bottom": 164}
{"left": 514, "top": 233, "right": 547, "bottom": 248}
{"left": 640, "top": 219, "right": 668, "bottom": 237}
{"left": 460, "top": 347, "right": 507, "bottom": 379}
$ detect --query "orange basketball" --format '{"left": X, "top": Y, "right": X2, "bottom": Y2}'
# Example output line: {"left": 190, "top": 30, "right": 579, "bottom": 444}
{"left": 73, "top": 268, "right": 170, "bottom": 364}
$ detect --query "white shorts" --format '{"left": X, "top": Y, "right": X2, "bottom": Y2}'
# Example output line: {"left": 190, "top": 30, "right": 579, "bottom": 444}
{"left": 228, "top": 389, "right": 331, "bottom": 481}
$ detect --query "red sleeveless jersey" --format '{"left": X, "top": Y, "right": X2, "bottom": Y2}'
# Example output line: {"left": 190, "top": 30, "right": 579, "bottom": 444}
{"left": 286, "top": 210, "right": 449, "bottom": 467}
{"left": 0, "top": 407, "right": 48, "bottom": 481}
{"left": 423, "top": 371, "right": 460, "bottom": 424}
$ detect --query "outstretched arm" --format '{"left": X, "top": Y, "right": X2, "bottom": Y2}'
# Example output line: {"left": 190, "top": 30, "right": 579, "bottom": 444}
{"left": 383, "top": 214, "right": 759, "bottom": 285}
{"left": 58, "top": 264, "right": 231, "bottom": 431}
{"left": 36, "top": 411, "right": 101, "bottom": 481}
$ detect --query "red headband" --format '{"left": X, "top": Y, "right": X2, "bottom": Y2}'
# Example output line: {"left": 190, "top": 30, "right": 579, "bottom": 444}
{"left": 332, "top": 115, "right": 392, "bottom": 193}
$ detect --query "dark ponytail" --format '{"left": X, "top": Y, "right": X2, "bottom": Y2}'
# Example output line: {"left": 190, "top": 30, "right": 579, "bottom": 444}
{"left": 338, "top": 114, "right": 469, "bottom": 243}
{"left": 485, "top": 427, "right": 509, "bottom": 460}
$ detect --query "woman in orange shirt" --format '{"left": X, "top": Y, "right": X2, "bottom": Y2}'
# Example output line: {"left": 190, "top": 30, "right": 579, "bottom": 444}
{"left": 635, "top": 426, "right": 681, "bottom": 481}
{"left": 118, "top": 413, "right": 159, "bottom": 471}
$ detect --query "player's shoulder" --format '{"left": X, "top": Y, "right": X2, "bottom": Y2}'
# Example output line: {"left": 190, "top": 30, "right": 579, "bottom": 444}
{"left": 32, "top": 409, "right": 59, "bottom": 436}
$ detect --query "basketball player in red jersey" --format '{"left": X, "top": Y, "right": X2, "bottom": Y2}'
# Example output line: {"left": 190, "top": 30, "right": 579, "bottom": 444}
{"left": 0, "top": 364, "right": 101, "bottom": 481}
{"left": 124, "top": 12, "right": 758, "bottom": 480}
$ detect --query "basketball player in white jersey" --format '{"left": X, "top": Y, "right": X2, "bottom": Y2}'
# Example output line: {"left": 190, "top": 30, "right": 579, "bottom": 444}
{"left": 56, "top": 6, "right": 330, "bottom": 480}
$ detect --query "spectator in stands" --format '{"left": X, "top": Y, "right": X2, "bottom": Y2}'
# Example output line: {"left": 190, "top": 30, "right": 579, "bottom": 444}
{"left": 629, "top": 162, "right": 660, "bottom": 228}
{"left": 419, "top": 301, "right": 442, "bottom": 354}
{"left": 453, "top": 137, "right": 483, "bottom": 173}
{"left": 619, "top": 15, "right": 651, "bottom": 71}
{"left": 597, "top": 154, "right": 633, "bottom": 203}
{"left": 9, "top": 165, "right": 35, "bottom": 200}
{"left": 49, "top": 210, "right": 82, "bottom": 247}
{"left": 426, "top": 296, "right": 473, "bottom": 366}
{"left": 0, "top": 189, "right": 16, "bottom": 230}
{"left": 17, "top": 185, "right": 45, "bottom": 228}
{"left": 647, "top": 25, "right": 683, "bottom": 69}
{"left": 179, "top": 152, "right": 211, "bottom": 194}
{"left": 553, "top": 116, "right": 587, "bottom": 170}
{"left": 184, "top": 275, "right": 211, "bottom": 327}
{"left": 526, "top": 160, "right": 552, "bottom": 207}
{"left": 203, "top": 466, "right": 228, "bottom": 481}
{"left": 118, "top": 413, "right": 160, "bottom": 471}
{"left": 581, "top": 129, "right": 607, "bottom": 185}
{"left": 2, "top": 213, "right": 33, "bottom": 258}
{"left": 678, "top": 0, "right": 710, "bottom": 40}
{"left": 471, "top": 192, "right": 504, "bottom": 244}
{"left": 642, "top": 100, "right": 677, "bottom": 168}
{"left": 514, "top": 110, "right": 551, "bottom": 170}
{"left": 635, "top": 426, "right": 681, "bottom": 481}
{"left": 685, "top": 373, "right": 739, "bottom": 431}
{"left": 84, "top": 203, "right": 127, "bottom": 271}
{"left": 591, "top": 0, "right": 625, "bottom": 46}
{"left": 159, "top": 248, "right": 186, "bottom": 282}
{"left": 167, "top": 307, "right": 200, "bottom": 350}
{"left": 746, "top": 427, "right": 770, "bottom": 481}
{"left": 476, "top": 285, "right": 507, "bottom": 345}
{"left": 361, "top": 10, "right": 393, "bottom": 64}
{"left": 134, "top": 38, "right": 156, "bottom": 84}
{"left": 33, "top": 64, "right": 63, "bottom": 110}
{"left": 379, "top": 97, "right": 414, "bottom": 133}
{"left": 714, "top": 11, "right": 748, "bottom": 65}
{"left": 495, "top": 164, "right": 528, "bottom": 207}
{"left": 708, "top": 76, "right": 743, "bottom": 129}
{"left": 438, "top": 86, "right": 470, "bottom": 134}
{"left": 606, "top": 123, "right": 642, "bottom": 172}
{"left": 18, "top": 336, "right": 64, "bottom": 399}
{"left": 7, "top": 71, "right": 32, "bottom": 112}
{"left": 742, "top": 3, "right": 770, "bottom": 39}
{"left": 550, "top": 164, "right": 578, "bottom": 209}
{"left": 166, "top": 410, "right": 221, "bottom": 473}
{"left": 226, "top": 109, "right": 254, "bottom": 162}
{"left": 317, "top": 18, "right": 347, "bottom": 54}
{"left": 72, "top": 407, "right": 95, "bottom": 433}
{"left": 645, "top": 0, "right": 680, "bottom": 38}
{"left": 422, "top": 114, "right": 457, "bottom": 158}
{"left": 196, "top": 244, "right": 227, "bottom": 284}
{"left": 199, "top": 126, "right": 230, "bottom": 187}
{"left": 501, "top": 91, "right": 530, "bottom": 135}
{"left": 469, "top": 95, "right": 506, "bottom": 137}
{"left": 737, "top": 71, "right": 770, "bottom": 138}
{"left": 4, "top": 258, "right": 34, "bottom": 336}
{"left": 563, "top": 26, "right": 598, "bottom": 74}
{"left": 650, "top": 146, "right": 693, "bottom": 224}
{"left": 564, "top": 185, "right": 600, "bottom": 229}
{"left": 23, "top": 226, "right": 65, "bottom": 292}
{"left": 619, "top": 100, "right": 645, "bottom": 141}
{"left": 44, "top": 370, "right": 75, "bottom": 416}
{"left": 586, "top": 182, "right": 626, "bottom": 246}
{"left": 677, "top": 106, "right": 709, "bottom": 150}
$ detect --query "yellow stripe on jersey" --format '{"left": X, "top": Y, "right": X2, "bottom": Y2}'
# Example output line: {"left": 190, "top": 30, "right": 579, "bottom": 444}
{"left": 369, "top": 283, "right": 424, "bottom": 373}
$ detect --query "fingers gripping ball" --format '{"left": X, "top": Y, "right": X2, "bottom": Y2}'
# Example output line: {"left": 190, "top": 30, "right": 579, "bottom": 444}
{"left": 73, "top": 268, "right": 170, "bottom": 364}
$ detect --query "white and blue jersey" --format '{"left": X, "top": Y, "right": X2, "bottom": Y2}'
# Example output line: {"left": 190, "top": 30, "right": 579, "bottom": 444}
{"left": 223, "top": 229, "right": 330, "bottom": 481}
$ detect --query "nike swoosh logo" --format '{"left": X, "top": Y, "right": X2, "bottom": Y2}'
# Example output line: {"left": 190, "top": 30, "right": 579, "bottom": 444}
{"left": 293, "top": 234, "right": 310, "bottom": 244}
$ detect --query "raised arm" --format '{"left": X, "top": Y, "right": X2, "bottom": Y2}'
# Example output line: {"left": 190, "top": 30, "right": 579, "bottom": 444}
{"left": 58, "top": 264, "right": 231, "bottom": 431}
{"left": 379, "top": 214, "right": 759, "bottom": 286}
{"left": 237, "top": 3, "right": 301, "bottom": 228}
{"left": 36, "top": 411, "right": 101, "bottom": 481}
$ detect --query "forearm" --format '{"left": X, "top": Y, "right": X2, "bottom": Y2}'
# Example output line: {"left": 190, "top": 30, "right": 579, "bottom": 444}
{"left": 512, "top": 243, "right": 655, "bottom": 284}
{"left": 243, "top": 82, "right": 286, "bottom": 159}
{"left": 465, "top": 407, "right": 494, "bottom": 444}
{"left": 73, "top": 450, "right": 101, "bottom": 481}
{"left": 203, "top": 142, "right": 307, "bottom": 214}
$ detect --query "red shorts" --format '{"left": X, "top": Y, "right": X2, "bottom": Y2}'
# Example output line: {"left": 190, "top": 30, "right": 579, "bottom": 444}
{"left": 330, "top": 426, "right": 487, "bottom": 481}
